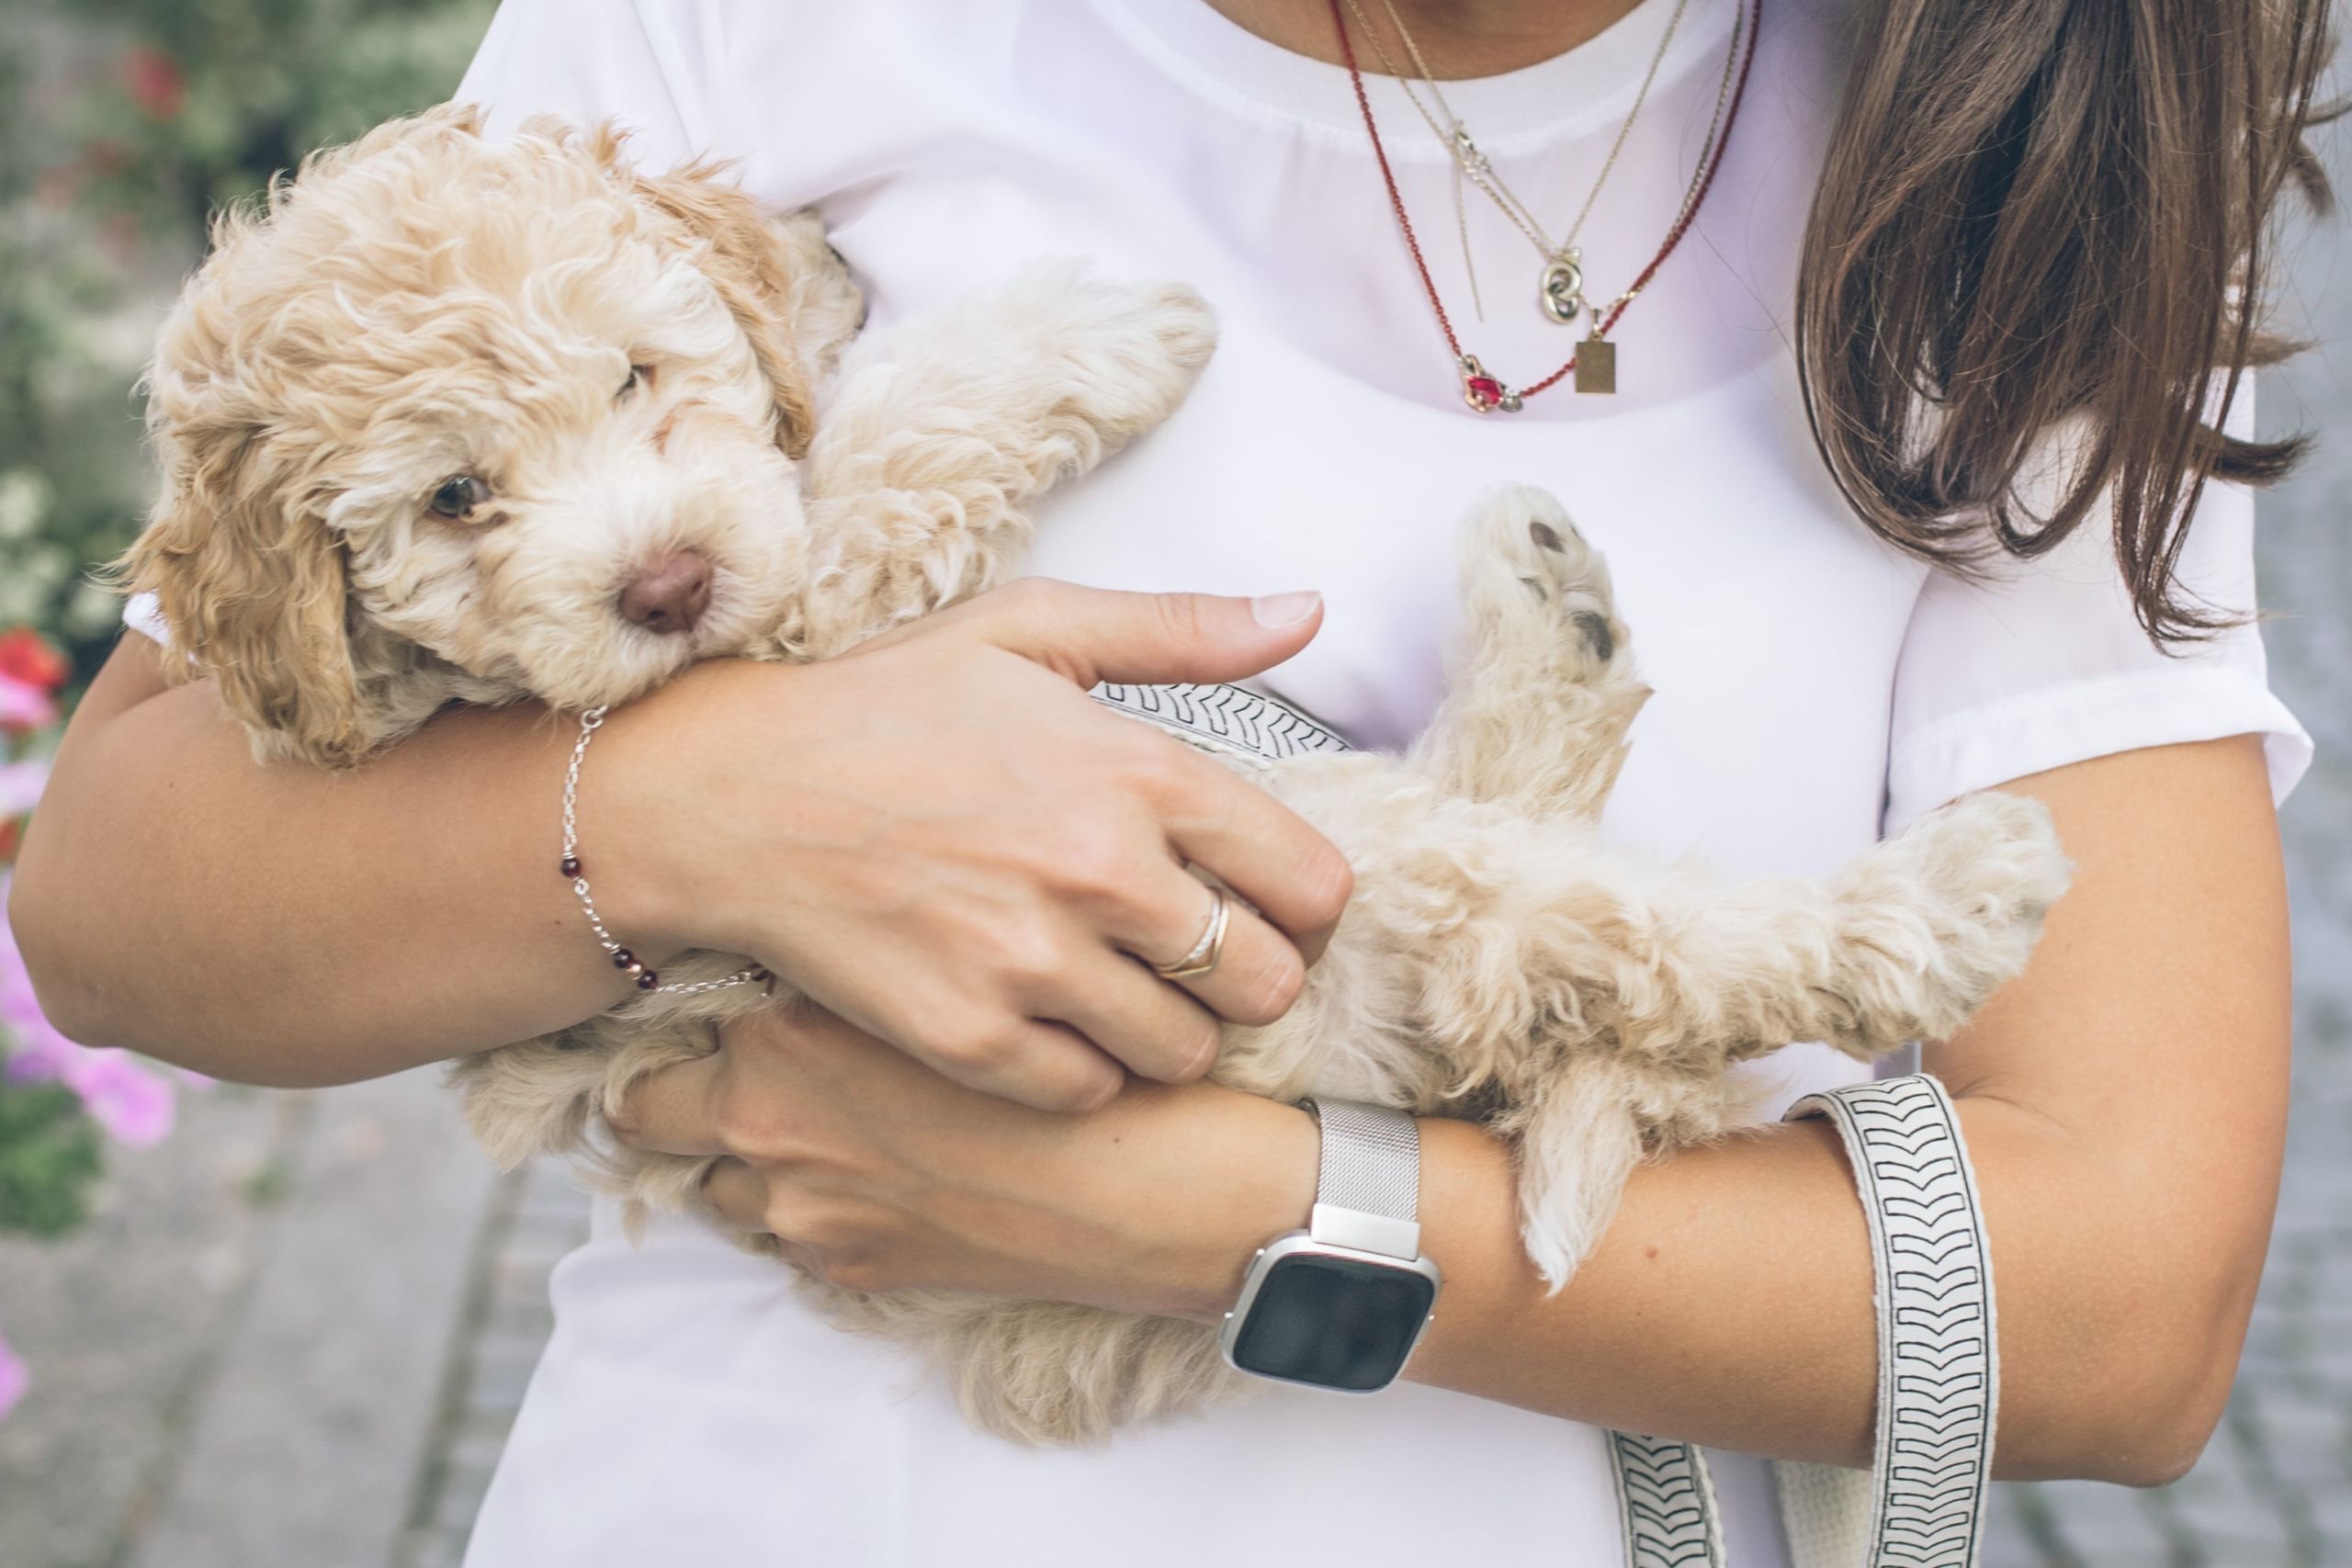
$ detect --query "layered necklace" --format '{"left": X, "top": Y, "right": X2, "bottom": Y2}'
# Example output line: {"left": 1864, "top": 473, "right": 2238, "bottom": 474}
{"left": 1341, "top": 0, "right": 1692, "bottom": 329}
{"left": 1329, "top": 0, "right": 1761, "bottom": 412}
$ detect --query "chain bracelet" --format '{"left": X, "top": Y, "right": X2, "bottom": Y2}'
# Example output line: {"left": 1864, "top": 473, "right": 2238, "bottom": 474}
{"left": 560, "top": 705, "right": 769, "bottom": 998}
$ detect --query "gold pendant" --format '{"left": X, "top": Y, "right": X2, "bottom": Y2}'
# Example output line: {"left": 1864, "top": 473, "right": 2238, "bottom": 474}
{"left": 1540, "top": 249, "right": 1584, "bottom": 325}
{"left": 1575, "top": 334, "right": 1617, "bottom": 395}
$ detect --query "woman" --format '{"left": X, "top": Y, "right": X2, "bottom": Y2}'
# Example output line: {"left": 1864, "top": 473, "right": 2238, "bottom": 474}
{"left": 11, "top": 0, "right": 2327, "bottom": 1562}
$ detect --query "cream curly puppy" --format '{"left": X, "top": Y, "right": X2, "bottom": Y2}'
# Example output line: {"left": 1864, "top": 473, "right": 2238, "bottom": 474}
{"left": 123, "top": 106, "right": 2070, "bottom": 1446}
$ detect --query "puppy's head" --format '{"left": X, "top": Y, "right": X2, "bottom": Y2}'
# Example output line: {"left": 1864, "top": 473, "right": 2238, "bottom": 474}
{"left": 120, "top": 104, "right": 860, "bottom": 767}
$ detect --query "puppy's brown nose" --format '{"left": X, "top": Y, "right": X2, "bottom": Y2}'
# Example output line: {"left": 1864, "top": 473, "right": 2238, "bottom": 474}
{"left": 619, "top": 551, "right": 712, "bottom": 635}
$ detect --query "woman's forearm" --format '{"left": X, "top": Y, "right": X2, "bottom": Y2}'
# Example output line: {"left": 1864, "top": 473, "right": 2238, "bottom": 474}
{"left": 12, "top": 584, "right": 1352, "bottom": 1104}
{"left": 9, "top": 637, "right": 677, "bottom": 1083}
{"left": 1403, "top": 1110, "right": 1877, "bottom": 1462}
{"left": 1402, "top": 1101, "right": 2199, "bottom": 1483}
{"left": 1330, "top": 737, "right": 2288, "bottom": 1485}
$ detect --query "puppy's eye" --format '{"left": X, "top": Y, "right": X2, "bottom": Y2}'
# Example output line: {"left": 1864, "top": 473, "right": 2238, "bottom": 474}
{"left": 428, "top": 475, "right": 489, "bottom": 520}
{"left": 619, "top": 363, "right": 653, "bottom": 400}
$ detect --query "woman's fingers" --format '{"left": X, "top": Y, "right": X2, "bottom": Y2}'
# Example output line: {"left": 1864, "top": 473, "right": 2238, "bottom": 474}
{"left": 1111, "top": 873, "right": 1305, "bottom": 1032}
{"left": 609, "top": 1050, "right": 728, "bottom": 1158}
{"left": 1040, "top": 948, "right": 1224, "bottom": 1084}
{"left": 868, "top": 1003, "right": 1129, "bottom": 1115}
{"left": 1148, "top": 745, "right": 1354, "bottom": 959}
{"left": 933, "top": 579, "right": 1327, "bottom": 692}
{"left": 699, "top": 1156, "right": 767, "bottom": 1231}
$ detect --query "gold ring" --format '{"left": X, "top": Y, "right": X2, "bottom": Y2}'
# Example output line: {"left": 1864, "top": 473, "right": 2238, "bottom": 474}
{"left": 1152, "top": 887, "right": 1228, "bottom": 980}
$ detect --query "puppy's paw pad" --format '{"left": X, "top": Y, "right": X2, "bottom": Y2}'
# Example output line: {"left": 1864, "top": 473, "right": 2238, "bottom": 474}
{"left": 1906, "top": 793, "right": 2073, "bottom": 924}
{"left": 1466, "top": 488, "right": 1629, "bottom": 678}
{"left": 1571, "top": 609, "right": 1615, "bottom": 662}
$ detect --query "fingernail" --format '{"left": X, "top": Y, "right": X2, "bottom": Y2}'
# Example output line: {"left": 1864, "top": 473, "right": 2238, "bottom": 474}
{"left": 1250, "top": 591, "right": 1321, "bottom": 628}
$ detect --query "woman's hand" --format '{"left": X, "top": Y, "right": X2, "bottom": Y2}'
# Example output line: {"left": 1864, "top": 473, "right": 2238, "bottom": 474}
{"left": 615, "top": 1001, "right": 1318, "bottom": 1318}
{"left": 596, "top": 580, "right": 1355, "bottom": 1112}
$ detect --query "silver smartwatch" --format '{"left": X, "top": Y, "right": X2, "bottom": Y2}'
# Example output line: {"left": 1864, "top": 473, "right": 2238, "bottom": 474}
{"left": 1218, "top": 1098, "right": 1442, "bottom": 1392}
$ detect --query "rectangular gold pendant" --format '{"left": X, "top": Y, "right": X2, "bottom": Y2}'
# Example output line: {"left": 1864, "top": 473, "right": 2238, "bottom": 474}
{"left": 1575, "top": 337, "right": 1617, "bottom": 395}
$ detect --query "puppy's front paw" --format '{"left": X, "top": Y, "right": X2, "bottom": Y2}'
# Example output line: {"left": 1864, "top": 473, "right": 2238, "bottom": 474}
{"left": 1028, "top": 269, "right": 1218, "bottom": 442}
{"left": 1849, "top": 791, "right": 2073, "bottom": 1036}
{"left": 1901, "top": 791, "right": 2071, "bottom": 937}
{"left": 1469, "top": 486, "right": 1630, "bottom": 682}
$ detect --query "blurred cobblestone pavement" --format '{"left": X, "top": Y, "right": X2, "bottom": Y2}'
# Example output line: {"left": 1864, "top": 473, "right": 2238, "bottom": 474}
{"left": 1981, "top": 117, "right": 2352, "bottom": 1568}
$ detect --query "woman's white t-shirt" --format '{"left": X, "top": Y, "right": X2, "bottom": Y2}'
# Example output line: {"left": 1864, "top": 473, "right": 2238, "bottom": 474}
{"left": 161, "top": 0, "right": 2320, "bottom": 1562}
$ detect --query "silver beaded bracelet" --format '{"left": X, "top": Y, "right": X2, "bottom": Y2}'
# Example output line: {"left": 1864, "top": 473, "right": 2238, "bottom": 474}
{"left": 560, "top": 705, "right": 769, "bottom": 998}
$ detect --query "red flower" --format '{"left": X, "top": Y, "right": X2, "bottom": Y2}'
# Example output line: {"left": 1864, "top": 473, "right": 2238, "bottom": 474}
{"left": 0, "top": 629, "right": 69, "bottom": 694}
{"left": 119, "top": 46, "right": 187, "bottom": 122}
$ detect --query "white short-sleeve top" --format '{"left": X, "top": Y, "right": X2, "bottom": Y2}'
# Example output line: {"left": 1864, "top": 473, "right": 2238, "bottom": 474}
{"left": 144, "top": 0, "right": 2301, "bottom": 1562}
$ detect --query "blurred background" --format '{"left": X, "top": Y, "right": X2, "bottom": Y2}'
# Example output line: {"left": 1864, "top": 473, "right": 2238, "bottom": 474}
{"left": 0, "top": 3, "right": 2344, "bottom": 1565}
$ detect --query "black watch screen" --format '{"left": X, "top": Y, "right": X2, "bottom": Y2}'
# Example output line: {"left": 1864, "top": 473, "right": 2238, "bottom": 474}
{"left": 1227, "top": 1250, "right": 1438, "bottom": 1392}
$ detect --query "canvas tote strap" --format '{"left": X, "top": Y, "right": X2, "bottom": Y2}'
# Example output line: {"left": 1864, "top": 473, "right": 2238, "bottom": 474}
{"left": 1775, "top": 1073, "right": 2001, "bottom": 1568}
{"left": 1089, "top": 681, "right": 1351, "bottom": 764}
{"left": 1611, "top": 1076, "right": 1997, "bottom": 1568}
{"left": 1610, "top": 1431, "right": 1728, "bottom": 1568}
{"left": 1090, "top": 687, "right": 1997, "bottom": 1568}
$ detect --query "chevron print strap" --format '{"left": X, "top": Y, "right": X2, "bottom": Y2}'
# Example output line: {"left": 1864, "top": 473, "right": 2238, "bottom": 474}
{"left": 1610, "top": 1431, "right": 1727, "bottom": 1568}
{"left": 1089, "top": 682, "right": 1352, "bottom": 765}
{"left": 1788, "top": 1074, "right": 1998, "bottom": 1568}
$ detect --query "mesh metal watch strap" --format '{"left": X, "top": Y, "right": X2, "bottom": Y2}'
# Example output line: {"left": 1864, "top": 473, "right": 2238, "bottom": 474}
{"left": 1301, "top": 1098, "right": 1421, "bottom": 1259}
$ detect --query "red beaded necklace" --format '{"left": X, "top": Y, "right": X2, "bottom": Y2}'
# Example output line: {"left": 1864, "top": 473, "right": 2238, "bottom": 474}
{"left": 1329, "top": 0, "right": 1762, "bottom": 412}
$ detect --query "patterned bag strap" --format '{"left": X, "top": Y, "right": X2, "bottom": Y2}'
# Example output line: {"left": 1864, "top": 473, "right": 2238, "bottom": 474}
{"left": 1088, "top": 681, "right": 1352, "bottom": 764}
{"left": 1778, "top": 1073, "right": 2001, "bottom": 1568}
{"left": 1608, "top": 1075, "right": 1996, "bottom": 1568}
{"left": 1611, "top": 1431, "right": 1728, "bottom": 1568}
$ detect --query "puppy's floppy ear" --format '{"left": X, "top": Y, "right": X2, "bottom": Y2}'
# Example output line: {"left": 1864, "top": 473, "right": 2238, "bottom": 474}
{"left": 116, "top": 401, "right": 368, "bottom": 770}
{"left": 626, "top": 153, "right": 824, "bottom": 460}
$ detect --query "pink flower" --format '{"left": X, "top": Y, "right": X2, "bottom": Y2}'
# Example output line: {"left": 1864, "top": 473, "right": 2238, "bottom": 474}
{"left": 0, "top": 874, "right": 176, "bottom": 1145}
{"left": 0, "top": 1320, "right": 27, "bottom": 1421}
{"left": 0, "top": 758, "right": 48, "bottom": 819}
{"left": 0, "top": 674, "right": 55, "bottom": 734}
{"left": 61, "top": 1050, "right": 175, "bottom": 1145}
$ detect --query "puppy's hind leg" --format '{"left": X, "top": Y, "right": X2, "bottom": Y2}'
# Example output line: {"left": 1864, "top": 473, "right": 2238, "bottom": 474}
{"left": 1408, "top": 487, "right": 1649, "bottom": 818}
{"left": 787, "top": 267, "right": 1218, "bottom": 659}
{"left": 1495, "top": 1058, "right": 1650, "bottom": 1290}
{"left": 1509, "top": 792, "right": 2068, "bottom": 1082}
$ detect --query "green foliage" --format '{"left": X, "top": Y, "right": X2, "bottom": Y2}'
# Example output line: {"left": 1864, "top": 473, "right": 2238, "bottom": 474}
{"left": 0, "top": 1079, "right": 105, "bottom": 1239}
{"left": 0, "top": 0, "right": 495, "bottom": 1261}
{"left": 0, "top": 0, "right": 496, "bottom": 683}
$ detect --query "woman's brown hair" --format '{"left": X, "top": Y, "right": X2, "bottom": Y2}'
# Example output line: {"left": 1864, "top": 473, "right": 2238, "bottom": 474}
{"left": 1798, "top": 0, "right": 2336, "bottom": 643}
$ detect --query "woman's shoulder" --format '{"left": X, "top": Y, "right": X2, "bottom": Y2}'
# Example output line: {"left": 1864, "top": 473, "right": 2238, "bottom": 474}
{"left": 458, "top": 0, "right": 1029, "bottom": 179}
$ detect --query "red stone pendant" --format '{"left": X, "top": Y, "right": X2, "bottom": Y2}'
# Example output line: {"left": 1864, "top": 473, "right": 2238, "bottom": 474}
{"left": 1457, "top": 355, "right": 1522, "bottom": 414}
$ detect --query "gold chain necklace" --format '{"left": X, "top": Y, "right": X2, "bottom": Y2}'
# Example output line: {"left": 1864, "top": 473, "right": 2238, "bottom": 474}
{"left": 1340, "top": 0, "right": 1695, "bottom": 327}
{"left": 1331, "top": 0, "right": 1760, "bottom": 408}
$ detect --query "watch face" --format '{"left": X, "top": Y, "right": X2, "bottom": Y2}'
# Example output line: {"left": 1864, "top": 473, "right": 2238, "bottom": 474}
{"left": 1227, "top": 1251, "right": 1438, "bottom": 1391}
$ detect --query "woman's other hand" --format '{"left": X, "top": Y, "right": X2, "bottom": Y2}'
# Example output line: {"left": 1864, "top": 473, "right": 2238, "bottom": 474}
{"left": 602, "top": 580, "right": 1353, "bottom": 1112}
{"left": 614, "top": 1002, "right": 1317, "bottom": 1317}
